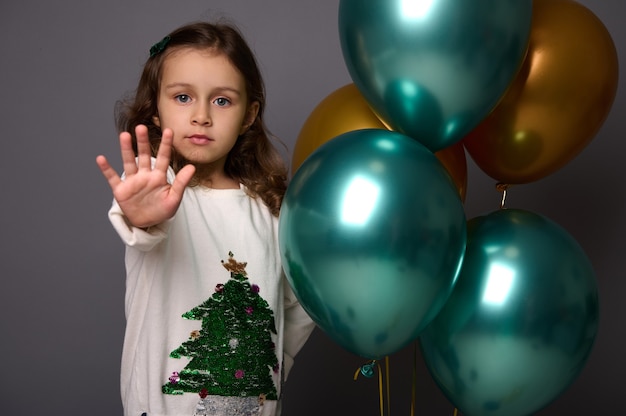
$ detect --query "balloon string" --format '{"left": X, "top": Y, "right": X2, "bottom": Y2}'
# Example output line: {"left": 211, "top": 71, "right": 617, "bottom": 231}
{"left": 354, "top": 351, "right": 456, "bottom": 416}
{"left": 496, "top": 183, "right": 509, "bottom": 209}
{"left": 380, "top": 361, "right": 385, "bottom": 416}
{"left": 410, "top": 342, "right": 417, "bottom": 416}
{"left": 385, "top": 356, "right": 391, "bottom": 416}
{"left": 354, "top": 360, "right": 385, "bottom": 416}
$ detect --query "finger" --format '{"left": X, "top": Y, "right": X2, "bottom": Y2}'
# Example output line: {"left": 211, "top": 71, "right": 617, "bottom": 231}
{"left": 120, "top": 132, "right": 138, "bottom": 175}
{"left": 96, "top": 155, "right": 123, "bottom": 190}
{"left": 169, "top": 164, "right": 196, "bottom": 199}
{"left": 154, "top": 128, "right": 174, "bottom": 173}
{"left": 135, "top": 125, "right": 152, "bottom": 169}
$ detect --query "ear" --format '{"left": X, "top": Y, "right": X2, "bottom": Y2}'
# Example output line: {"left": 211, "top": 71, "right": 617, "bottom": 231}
{"left": 240, "top": 101, "right": 260, "bottom": 134}
{"left": 152, "top": 114, "right": 161, "bottom": 127}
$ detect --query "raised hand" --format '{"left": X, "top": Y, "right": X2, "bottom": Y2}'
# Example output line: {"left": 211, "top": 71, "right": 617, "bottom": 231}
{"left": 96, "top": 125, "right": 195, "bottom": 229}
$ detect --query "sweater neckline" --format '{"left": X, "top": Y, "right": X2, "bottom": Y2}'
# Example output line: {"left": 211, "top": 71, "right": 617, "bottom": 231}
{"left": 193, "top": 183, "right": 247, "bottom": 196}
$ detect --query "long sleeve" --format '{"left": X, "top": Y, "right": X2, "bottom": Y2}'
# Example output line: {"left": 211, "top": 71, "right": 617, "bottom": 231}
{"left": 108, "top": 200, "right": 172, "bottom": 251}
{"left": 281, "top": 276, "right": 315, "bottom": 380}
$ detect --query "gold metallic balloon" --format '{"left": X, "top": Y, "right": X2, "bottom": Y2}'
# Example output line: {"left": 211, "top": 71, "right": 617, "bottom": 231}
{"left": 463, "top": 0, "right": 619, "bottom": 184}
{"left": 293, "top": 84, "right": 467, "bottom": 200}
{"left": 292, "top": 84, "right": 386, "bottom": 172}
{"left": 434, "top": 140, "right": 467, "bottom": 203}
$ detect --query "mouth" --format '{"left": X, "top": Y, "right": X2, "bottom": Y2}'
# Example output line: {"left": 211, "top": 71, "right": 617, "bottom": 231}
{"left": 187, "top": 134, "right": 213, "bottom": 145}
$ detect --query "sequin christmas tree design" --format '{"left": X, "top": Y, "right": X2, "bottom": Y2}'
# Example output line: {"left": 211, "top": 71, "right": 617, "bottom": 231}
{"left": 163, "top": 252, "right": 279, "bottom": 401}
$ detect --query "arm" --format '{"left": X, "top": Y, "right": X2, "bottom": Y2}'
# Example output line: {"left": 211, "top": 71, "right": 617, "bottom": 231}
{"left": 282, "top": 276, "right": 316, "bottom": 380}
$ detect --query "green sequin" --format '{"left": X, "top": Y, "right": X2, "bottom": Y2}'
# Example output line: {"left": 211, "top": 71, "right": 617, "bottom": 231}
{"left": 163, "top": 254, "right": 279, "bottom": 400}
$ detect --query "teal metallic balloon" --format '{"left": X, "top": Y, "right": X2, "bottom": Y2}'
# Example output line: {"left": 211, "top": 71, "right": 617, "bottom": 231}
{"left": 338, "top": 0, "right": 532, "bottom": 152}
{"left": 279, "top": 129, "right": 466, "bottom": 359}
{"left": 420, "top": 209, "right": 599, "bottom": 416}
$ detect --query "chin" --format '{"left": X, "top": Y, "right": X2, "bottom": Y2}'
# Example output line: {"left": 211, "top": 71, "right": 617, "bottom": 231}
{"left": 179, "top": 152, "right": 217, "bottom": 165}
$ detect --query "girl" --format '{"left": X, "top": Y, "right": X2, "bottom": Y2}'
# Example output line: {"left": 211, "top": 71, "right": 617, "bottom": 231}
{"left": 96, "top": 22, "right": 314, "bottom": 416}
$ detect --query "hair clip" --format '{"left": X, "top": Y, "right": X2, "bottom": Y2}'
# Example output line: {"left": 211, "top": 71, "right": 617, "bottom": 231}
{"left": 149, "top": 36, "right": 171, "bottom": 57}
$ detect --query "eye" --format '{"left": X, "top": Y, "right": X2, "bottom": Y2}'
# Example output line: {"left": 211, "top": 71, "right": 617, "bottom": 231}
{"left": 213, "top": 97, "right": 231, "bottom": 107}
{"left": 175, "top": 94, "right": 191, "bottom": 104}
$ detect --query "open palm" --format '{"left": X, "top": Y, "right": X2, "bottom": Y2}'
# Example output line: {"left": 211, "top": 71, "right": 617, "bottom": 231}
{"left": 96, "top": 125, "right": 195, "bottom": 229}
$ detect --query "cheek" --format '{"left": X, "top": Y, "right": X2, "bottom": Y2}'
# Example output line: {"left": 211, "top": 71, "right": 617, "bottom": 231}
{"left": 155, "top": 111, "right": 185, "bottom": 132}
{"left": 219, "top": 116, "right": 244, "bottom": 135}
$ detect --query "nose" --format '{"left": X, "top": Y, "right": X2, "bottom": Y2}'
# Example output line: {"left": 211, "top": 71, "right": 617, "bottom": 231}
{"left": 191, "top": 102, "right": 211, "bottom": 126}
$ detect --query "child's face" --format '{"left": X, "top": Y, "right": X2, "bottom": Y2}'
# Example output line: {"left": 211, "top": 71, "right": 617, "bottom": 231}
{"left": 153, "top": 48, "right": 258, "bottom": 181}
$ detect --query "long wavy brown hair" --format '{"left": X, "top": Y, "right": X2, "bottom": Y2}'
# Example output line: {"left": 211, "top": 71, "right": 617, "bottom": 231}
{"left": 115, "top": 22, "right": 287, "bottom": 216}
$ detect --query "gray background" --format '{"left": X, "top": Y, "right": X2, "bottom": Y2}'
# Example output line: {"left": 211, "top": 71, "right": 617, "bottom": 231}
{"left": 1, "top": 1, "right": 624, "bottom": 414}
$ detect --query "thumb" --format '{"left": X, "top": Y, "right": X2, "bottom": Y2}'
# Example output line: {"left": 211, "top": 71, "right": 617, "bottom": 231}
{"left": 169, "top": 164, "right": 196, "bottom": 198}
